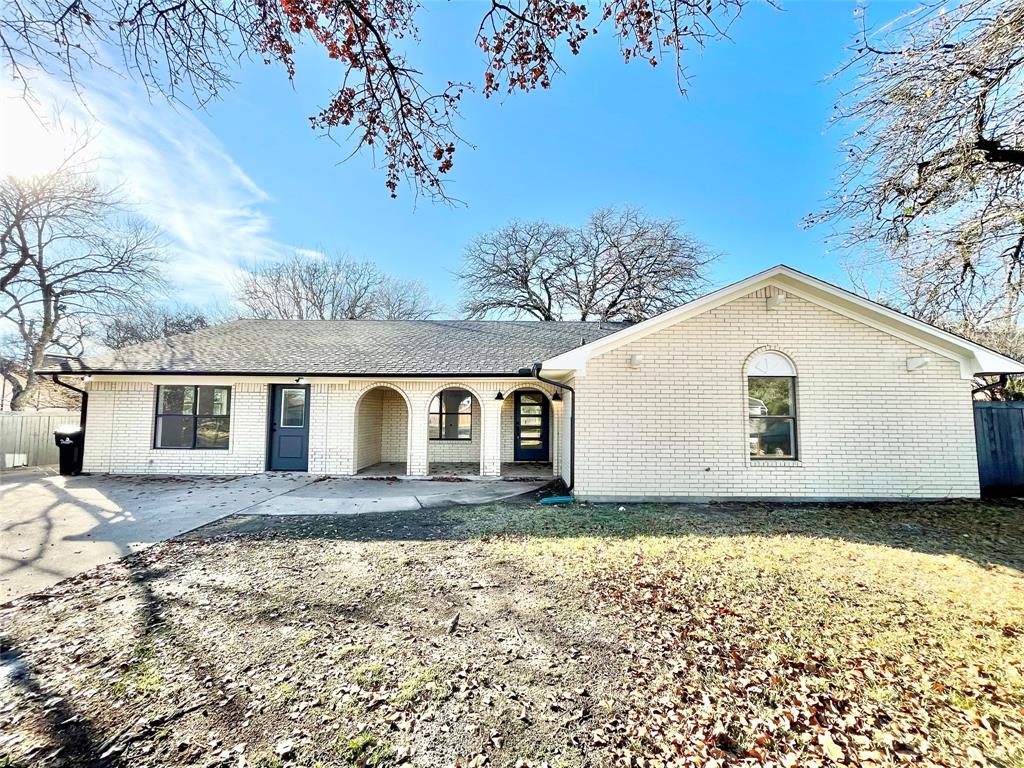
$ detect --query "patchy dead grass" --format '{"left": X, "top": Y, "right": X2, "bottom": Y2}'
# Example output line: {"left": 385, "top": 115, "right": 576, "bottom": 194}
{"left": 1, "top": 498, "right": 1022, "bottom": 768}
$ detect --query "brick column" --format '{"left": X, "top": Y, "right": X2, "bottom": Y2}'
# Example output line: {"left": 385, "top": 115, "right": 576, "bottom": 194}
{"left": 406, "top": 391, "right": 431, "bottom": 476}
{"left": 480, "top": 392, "right": 503, "bottom": 476}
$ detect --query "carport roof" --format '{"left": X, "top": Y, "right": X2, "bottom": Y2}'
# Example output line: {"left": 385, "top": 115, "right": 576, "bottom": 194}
{"left": 38, "top": 319, "right": 628, "bottom": 376}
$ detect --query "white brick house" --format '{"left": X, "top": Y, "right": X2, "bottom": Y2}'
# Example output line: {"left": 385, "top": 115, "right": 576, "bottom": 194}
{"left": 39, "top": 266, "right": 1024, "bottom": 500}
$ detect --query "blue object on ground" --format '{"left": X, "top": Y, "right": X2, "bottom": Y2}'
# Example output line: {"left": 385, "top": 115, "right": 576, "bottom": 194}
{"left": 540, "top": 495, "right": 575, "bottom": 505}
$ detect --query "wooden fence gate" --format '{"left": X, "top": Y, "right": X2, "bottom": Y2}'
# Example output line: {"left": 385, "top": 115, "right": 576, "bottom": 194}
{"left": 0, "top": 412, "right": 81, "bottom": 470}
{"left": 974, "top": 401, "right": 1024, "bottom": 494}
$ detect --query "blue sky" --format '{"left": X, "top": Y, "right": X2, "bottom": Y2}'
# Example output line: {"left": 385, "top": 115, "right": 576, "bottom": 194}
{"left": 2, "top": 0, "right": 915, "bottom": 312}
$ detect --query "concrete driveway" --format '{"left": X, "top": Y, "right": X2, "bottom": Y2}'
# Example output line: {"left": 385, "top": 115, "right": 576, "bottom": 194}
{"left": 0, "top": 469, "right": 551, "bottom": 602}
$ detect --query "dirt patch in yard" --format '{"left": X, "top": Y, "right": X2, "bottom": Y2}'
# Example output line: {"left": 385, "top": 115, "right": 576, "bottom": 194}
{"left": 2, "top": 499, "right": 1023, "bottom": 768}
{"left": 1, "top": 509, "right": 619, "bottom": 768}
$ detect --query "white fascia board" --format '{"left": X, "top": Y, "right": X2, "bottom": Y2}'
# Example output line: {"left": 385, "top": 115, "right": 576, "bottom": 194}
{"left": 86, "top": 374, "right": 349, "bottom": 385}
{"left": 541, "top": 265, "right": 1024, "bottom": 379}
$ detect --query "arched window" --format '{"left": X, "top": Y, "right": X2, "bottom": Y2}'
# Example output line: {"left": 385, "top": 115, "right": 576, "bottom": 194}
{"left": 429, "top": 389, "right": 473, "bottom": 441}
{"left": 747, "top": 352, "right": 797, "bottom": 459}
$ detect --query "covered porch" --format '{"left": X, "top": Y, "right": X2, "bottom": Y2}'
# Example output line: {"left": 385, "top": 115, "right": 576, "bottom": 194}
{"left": 343, "top": 380, "right": 564, "bottom": 481}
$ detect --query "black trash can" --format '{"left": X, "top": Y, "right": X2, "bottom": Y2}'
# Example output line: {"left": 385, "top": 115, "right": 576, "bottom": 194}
{"left": 53, "top": 427, "right": 84, "bottom": 476}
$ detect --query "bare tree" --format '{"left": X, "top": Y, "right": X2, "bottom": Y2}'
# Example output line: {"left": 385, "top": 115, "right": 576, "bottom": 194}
{"left": 374, "top": 276, "right": 446, "bottom": 320}
{"left": 235, "top": 252, "right": 444, "bottom": 320}
{"left": 102, "top": 306, "right": 212, "bottom": 349}
{"left": 1, "top": 147, "right": 96, "bottom": 292}
{"left": 459, "top": 206, "right": 714, "bottom": 322}
{"left": 2, "top": 0, "right": 746, "bottom": 201}
{"left": 0, "top": 168, "right": 162, "bottom": 409}
{"left": 813, "top": 0, "right": 1024, "bottom": 335}
{"left": 459, "top": 221, "right": 571, "bottom": 321}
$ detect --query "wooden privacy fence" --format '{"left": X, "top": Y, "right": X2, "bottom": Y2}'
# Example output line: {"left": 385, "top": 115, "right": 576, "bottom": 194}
{"left": 974, "top": 401, "right": 1024, "bottom": 494}
{"left": 0, "top": 412, "right": 81, "bottom": 470}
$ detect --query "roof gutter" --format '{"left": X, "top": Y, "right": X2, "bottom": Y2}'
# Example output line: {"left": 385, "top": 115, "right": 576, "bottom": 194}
{"left": 50, "top": 374, "right": 88, "bottom": 431}
{"left": 519, "top": 362, "right": 576, "bottom": 492}
{"left": 34, "top": 370, "right": 546, "bottom": 378}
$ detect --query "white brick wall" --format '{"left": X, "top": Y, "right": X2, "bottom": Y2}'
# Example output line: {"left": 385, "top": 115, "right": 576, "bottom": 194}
{"left": 355, "top": 387, "right": 384, "bottom": 470}
{"left": 83, "top": 378, "right": 560, "bottom": 478}
{"left": 380, "top": 389, "right": 408, "bottom": 464}
{"left": 83, "top": 381, "right": 267, "bottom": 475}
{"left": 572, "top": 287, "right": 980, "bottom": 500}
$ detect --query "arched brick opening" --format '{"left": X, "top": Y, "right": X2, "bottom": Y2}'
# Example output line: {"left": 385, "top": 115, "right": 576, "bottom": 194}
{"left": 354, "top": 384, "right": 411, "bottom": 475}
{"left": 425, "top": 384, "right": 484, "bottom": 476}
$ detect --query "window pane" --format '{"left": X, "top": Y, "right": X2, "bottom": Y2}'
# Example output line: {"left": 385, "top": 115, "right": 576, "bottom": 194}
{"left": 520, "top": 416, "right": 542, "bottom": 427}
{"left": 441, "top": 413, "right": 461, "bottom": 439}
{"left": 281, "top": 388, "right": 306, "bottom": 427}
{"left": 197, "top": 386, "right": 231, "bottom": 416}
{"left": 196, "top": 417, "right": 230, "bottom": 449}
{"left": 520, "top": 405, "right": 542, "bottom": 416}
{"left": 158, "top": 386, "right": 194, "bottom": 415}
{"left": 429, "top": 395, "right": 440, "bottom": 414}
{"left": 750, "top": 418, "right": 795, "bottom": 458}
{"left": 156, "top": 415, "right": 194, "bottom": 448}
{"left": 748, "top": 377, "right": 792, "bottom": 416}
{"left": 441, "top": 389, "right": 471, "bottom": 414}
{"left": 521, "top": 392, "right": 543, "bottom": 404}
{"left": 457, "top": 414, "right": 471, "bottom": 440}
{"left": 428, "top": 413, "right": 440, "bottom": 438}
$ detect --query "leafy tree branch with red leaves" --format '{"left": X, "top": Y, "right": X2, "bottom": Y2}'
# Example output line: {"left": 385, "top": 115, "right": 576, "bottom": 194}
{"left": 2, "top": 0, "right": 746, "bottom": 201}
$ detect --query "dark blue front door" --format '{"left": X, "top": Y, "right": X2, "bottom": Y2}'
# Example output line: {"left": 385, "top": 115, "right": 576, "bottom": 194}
{"left": 268, "top": 384, "right": 310, "bottom": 470}
{"left": 513, "top": 390, "right": 549, "bottom": 462}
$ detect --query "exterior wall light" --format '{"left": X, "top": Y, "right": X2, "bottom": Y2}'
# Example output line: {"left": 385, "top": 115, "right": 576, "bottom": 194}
{"left": 494, "top": 391, "right": 505, "bottom": 400}
{"left": 551, "top": 391, "right": 562, "bottom": 401}
{"left": 295, "top": 377, "right": 308, "bottom": 385}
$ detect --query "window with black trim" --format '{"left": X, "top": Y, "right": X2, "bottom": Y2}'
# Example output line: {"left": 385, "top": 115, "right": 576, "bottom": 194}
{"left": 747, "top": 352, "right": 797, "bottom": 460}
{"left": 154, "top": 385, "right": 231, "bottom": 449}
{"left": 429, "top": 389, "right": 472, "bottom": 440}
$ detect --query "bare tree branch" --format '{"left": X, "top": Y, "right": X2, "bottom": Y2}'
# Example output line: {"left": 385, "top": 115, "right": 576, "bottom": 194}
{"left": 459, "top": 205, "right": 714, "bottom": 322}
{"left": 812, "top": 0, "right": 1024, "bottom": 339}
{"left": 3, "top": 0, "right": 748, "bottom": 202}
{"left": 0, "top": 161, "right": 164, "bottom": 408}
{"left": 234, "top": 251, "right": 444, "bottom": 320}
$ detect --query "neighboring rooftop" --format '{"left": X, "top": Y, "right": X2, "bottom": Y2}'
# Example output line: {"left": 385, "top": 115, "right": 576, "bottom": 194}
{"left": 37, "top": 320, "right": 629, "bottom": 376}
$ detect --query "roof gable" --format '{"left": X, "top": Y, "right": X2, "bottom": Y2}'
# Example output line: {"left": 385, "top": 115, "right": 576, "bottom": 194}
{"left": 540, "top": 265, "right": 1024, "bottom": 379}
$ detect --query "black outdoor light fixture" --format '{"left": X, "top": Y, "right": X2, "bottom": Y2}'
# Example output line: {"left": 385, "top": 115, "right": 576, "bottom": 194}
{"left": 494, "top": 391, "right": 505, "bottom": 400}
{"left": 551, "top": 391, "right": 562, "bottom": 401}
{"left": 295, "top": 377, "right": 308, "bottom": 384}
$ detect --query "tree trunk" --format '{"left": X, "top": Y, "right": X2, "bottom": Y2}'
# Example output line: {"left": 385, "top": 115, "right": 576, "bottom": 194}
{"left": 10, "top": 337, "right": 51, "bottom": 411}
{"left": 10, "top": 369, "right": 41, "bottom": 410}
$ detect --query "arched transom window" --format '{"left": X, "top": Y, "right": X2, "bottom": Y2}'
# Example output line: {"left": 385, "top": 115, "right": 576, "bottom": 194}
{"left": 747, "top": 352, "right": 797, "bottom": 459}
{"left": 429, "top": 389, "right": 473, "bottom": 441}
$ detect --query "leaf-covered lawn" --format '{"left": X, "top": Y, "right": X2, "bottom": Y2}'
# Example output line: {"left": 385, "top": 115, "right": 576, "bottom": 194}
{"left": 1, "top": 499, "right": 1022, "bottom": 768}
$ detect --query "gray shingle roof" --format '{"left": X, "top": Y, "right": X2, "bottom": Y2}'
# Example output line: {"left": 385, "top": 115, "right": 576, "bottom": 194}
{"left": 39, "top": 319, "right": 629, "bottom": 376}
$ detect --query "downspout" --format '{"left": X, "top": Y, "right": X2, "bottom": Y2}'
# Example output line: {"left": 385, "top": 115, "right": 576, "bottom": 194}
{"left": 519, "top": 362, "right": 576, "bottom": 492}
{"left": 51, "top": 374, "right": 88, "bottom": 431}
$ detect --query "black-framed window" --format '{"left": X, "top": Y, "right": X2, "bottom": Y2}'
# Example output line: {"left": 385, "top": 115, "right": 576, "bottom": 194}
{"left": 748, "top": 376, "right": 797, "bottom": 459}
{"left": 154, "top": 385, "right": 231, "bottom": 449}
{"left": 429, "top": 389, "right": 472, "bottom": 440}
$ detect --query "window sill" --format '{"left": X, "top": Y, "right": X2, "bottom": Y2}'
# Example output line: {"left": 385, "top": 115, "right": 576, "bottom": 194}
{"left": 429, "top": 438, "right": 473, "bottom": 442}
{"left": 749, "top": 458, "right": 802, "bottom": 467}
{"left": 152, "top": 447, "right": 231, "bottom": 451}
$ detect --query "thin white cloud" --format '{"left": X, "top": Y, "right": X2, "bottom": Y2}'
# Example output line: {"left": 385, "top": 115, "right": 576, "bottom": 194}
{"left": 2, "top": 70, "right": 291, "bottom": 305}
